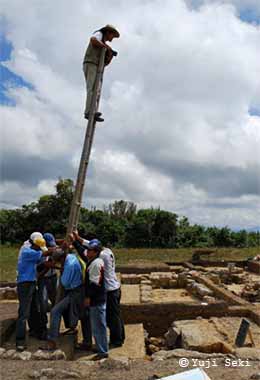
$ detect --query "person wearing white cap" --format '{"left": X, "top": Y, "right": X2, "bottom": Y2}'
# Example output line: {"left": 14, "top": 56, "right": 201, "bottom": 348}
{"left": 16, "top": 233, "right": 50, "bottom": 352}
{"left": 83, "top": 24, "right": 120, "bottom": 121}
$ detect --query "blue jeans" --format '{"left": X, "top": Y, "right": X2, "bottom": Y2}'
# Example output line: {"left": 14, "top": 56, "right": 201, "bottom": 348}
{"left": 90, "top": 303, "right": 108, "bottom": 354}
{"left": 48, "top": 287, "right": 82, "bottom": 341}
{"left": 16, "top": 282, "right": 36, "bottom": 345}
{"left": 37, "top": 275, "right": 57, "bottom": 335}
{"left": 38, "top": 275, "right": 57, "bottom": 308}
{"left": 48, "top": 294, "right": 70, "bottom": 340}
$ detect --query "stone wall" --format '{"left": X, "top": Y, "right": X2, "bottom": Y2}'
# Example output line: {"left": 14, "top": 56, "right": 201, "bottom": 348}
{"left": 121, "top": 301, "right": 228, "bottom": 336}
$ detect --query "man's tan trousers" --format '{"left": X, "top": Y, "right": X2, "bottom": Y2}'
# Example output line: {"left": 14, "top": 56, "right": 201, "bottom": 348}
{"left": 83, "top": 62, "right": 98, "bottom": 115}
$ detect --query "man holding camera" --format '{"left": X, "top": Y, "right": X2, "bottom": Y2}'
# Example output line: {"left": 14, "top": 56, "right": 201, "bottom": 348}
{"left": 83, "top": 24, "right": 120, "bottom": 122}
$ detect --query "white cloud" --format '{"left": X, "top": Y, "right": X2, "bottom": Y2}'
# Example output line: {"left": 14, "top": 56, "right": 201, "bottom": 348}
{"left": 1, "top": 0, "right": 260, "bottom": 228}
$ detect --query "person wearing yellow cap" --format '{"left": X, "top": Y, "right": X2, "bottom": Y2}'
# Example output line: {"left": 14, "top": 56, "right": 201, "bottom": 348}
{"left": 83, "top": 24, "right": 120, "bottom": 122}
{"left": 16, "top": 233, "right": 50, "bottom": 352}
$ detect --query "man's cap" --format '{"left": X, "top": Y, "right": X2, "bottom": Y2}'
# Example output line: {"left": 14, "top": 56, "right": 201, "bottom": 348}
{"left": 30, "top": 232, "right": 43, "bottom": 241}
{"left": 100, "top": 24, "right": 120, "bottom": 38}
{"left": 87, "top": 239, "right": 102, "bottom": 251}
{"left": 43, "top": 233, "right": 56, "bottom": 247}
{"left": 33, "top": 237, "right": 48, "bottom": 252}
{"left": 82, "top": 239, "right": 90, "bottom": 248}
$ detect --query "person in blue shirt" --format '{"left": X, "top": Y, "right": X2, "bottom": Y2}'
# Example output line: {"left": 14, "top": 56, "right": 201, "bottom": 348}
{"left": 33, "top": 233, "right": 58, "bottom": 340}
{"left": 44, "top": 243, "right": 83, "bottom": 351}
{"left": 16, "top": 234, "right": 49, "bottom": 351}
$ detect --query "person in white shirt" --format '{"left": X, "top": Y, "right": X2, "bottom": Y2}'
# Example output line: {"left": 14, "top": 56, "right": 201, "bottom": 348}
{"left": 82, "top": 24, "right": 120, "bottom": 121}
{"left": 72, "top": 233, "right": 125, "bottom": 348}
{"left": 99, "top": 246, "right": 125, "bottom": 347}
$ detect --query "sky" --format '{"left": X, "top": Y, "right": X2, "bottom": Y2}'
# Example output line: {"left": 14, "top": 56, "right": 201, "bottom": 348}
{"left": 0, "top": 0, "right": 260, "bottom": 229}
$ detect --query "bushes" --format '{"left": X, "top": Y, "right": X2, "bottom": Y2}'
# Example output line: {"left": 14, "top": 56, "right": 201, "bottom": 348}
{"left": 1, "top": 179, "right": 259, "bottom": 248}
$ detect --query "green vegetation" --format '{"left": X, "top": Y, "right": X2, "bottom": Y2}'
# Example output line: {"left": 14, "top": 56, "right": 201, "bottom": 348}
{"left": 1, "top": 179, "right": 259, "bottom": 250}
{"left": 0, "top": 178, "right": 259, "bottom": 282}
{"left": 0, "top": 245, "right": 258, "bottom": 282}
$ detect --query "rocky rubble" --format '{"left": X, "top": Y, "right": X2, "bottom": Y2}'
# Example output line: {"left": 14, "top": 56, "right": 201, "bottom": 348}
{"left": 0, "top": 348, "right": 66, "bottom": 361}
{"left": 250, "top": 374, "right": 260, "bottom": 380}
{"left": 121, "top": 274, "right": 149, "bottom": 284}
{"left": 99, "top": 357, "right": 130, "bottom": 370}
{"left": 150, "top": 272, "right": 178, "bottom": 288}
{"left": 152, "top": 348, "right": 230, "bottom": 361}
{"left": 164, "top": 327, "right": 181, "bottom": 349}
{"left": 146, "top": 337, "right": 166, "bottom": 355}
{"left": 0, "top": 287, "right": 17, "bottom": 300}
{"left": 241, "top": 283, "right": 260, "bottom": 302}
{"left": 28, "top": 369, "right": 82, "bottom": 379}
{"left": 186, "top": 281, "right": 214, "bottom": 299}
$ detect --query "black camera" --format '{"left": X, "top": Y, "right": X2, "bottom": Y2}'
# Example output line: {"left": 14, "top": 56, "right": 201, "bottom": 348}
{"left": 112, "top": 50, "right": 118, "bottom": 57}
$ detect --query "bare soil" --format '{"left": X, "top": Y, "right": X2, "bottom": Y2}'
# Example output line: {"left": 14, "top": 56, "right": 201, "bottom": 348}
{"left": 1, "top": 356, "right": 259, "bottom": 380}
{"left": 152, "top": 289, "right": 199, "bottom": 303}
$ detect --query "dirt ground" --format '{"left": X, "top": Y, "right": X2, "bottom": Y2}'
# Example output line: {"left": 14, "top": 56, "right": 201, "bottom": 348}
{"left": 1, "top": 356, "right": 260, "bottom": 380}
{"left": 152, "top": 288, "right": 199, "bottom": 303}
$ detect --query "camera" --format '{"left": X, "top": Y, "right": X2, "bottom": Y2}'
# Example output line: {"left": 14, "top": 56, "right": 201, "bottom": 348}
{"left": 112, "top": 50, "right": 118, "bottom": 57}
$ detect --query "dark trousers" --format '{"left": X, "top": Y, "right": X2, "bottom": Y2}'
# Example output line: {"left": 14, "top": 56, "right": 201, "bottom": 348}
{"left": 37, "top": 275, "right": 57, "bottom": 336}
{"left": 80, "top": 306, "right": 92, "bottom": 346}
{"left": 16, "top": 282, "right": 37, "bottom": 345}
{"left": 106, "top": 288, "right": 125, "bottom": 345}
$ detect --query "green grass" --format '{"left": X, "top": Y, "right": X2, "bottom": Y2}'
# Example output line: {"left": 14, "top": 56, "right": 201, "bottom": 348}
{"left": 113, "top": 247, "right": 258, "bottom": 265}
{"left": 0, "top": 245, "right": 257, "bottom": 282}
{"left": 0, "top": 245, "right": 20, "bottom": 282}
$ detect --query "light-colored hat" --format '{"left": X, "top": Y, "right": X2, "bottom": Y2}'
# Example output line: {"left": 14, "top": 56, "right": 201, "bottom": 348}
{"left": 30, "top": 232, "right": 43, "bottom": 241}
{"left": 100, "top": 24, "right": 120, "bottom": 38}
{"left": 33, "top": 237, "right": 48, "bottom": 252}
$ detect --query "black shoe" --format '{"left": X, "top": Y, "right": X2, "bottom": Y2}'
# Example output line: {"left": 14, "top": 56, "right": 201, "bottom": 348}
{"left": 84, "top": 112, "right": 103, "bottom": 120}
{"left": 109, "top": 342, "right": 123, "bottom": 348}
{"left": 16, "top": 345, "right": 26, "bottom": 352}
{"left": 92, "top": 353, "right": 109, "bottom": 361}
{"left": 75, "top": 343, "right": 93, "bottom": 351}
{"left": 94, "top": 114, "right": 104, "bottom": 122}
{"left": 38, "top": 332, "right": 48, "bottom": 341}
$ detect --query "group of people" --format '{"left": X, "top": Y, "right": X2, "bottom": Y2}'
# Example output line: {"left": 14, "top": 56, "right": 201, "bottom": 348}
{"left": 16, "top": 231, "right": 125, "bottom": 360}
{"left": 15, "top": 23, "right": 122, "bottom": 360}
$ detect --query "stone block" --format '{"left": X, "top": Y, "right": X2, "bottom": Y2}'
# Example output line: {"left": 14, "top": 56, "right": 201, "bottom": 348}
{"left": 174, "top": 320, "right": 233, "bottom": 354}
{"left": 40, "top": 369, "right": 56, "bottom": 378}
{"left": 58, "top": 369, "right": 81, "bottom": 378}
{"left": 50, "top": 349, "right": 66, "bottom": 360}
{"left": 235, "top": 348, "right": 260, "bottom": 361}
{"left": 164, "top": 327, "right": 181, "bottom": 349}
{"left": 3, "top": 349, "right": 16, "bottom": 359}
{"left": 169, "top": 280, "right": 178, "bottom": 288}
{"left": 32, "top": 350, "right": 51, "bottom": 360}
{"left": 177, "top": 273, "right": 188, "bottom": 288}
{"left": 0, "top": 347, "right": 6, "bottom": 357}
{"left": 250, "top": 374, "right": 260, "bottom": 380}
{"left": 13, "top": 351, "right": 32, "bottom": 360}
{"left": 99, "top": 357, "right": 130, "bottom": 370}
{"left": 28, "top": 370, "right": 41, "bottom": 379}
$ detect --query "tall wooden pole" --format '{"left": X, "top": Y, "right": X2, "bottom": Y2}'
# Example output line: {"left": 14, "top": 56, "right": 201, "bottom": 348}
{"left": 66, "top": 48, "right": 106, "bottom": 238}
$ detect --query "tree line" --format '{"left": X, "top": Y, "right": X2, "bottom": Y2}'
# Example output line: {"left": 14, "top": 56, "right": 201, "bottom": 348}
{"left": 1, "top": 179, "right": 259, "bottom": 248}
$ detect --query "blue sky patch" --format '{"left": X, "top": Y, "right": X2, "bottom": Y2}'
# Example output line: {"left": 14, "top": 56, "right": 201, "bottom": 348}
{"left": 249, "top": 107, "right": 260, "bottom": 117}
{"left": 0, "top": 33, "right": 33, "bottom": 106}
{"left": 240, "top": 8, "right": 260, "bottom": 25}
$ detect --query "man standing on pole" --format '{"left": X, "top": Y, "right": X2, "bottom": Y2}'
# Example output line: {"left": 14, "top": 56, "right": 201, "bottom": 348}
{"left": 83, "top": 24, "right": 120, "bottom": 122}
